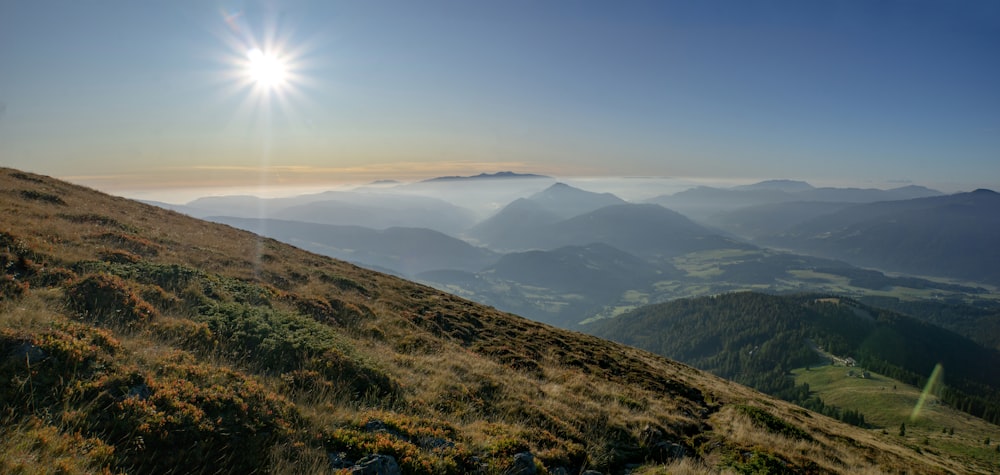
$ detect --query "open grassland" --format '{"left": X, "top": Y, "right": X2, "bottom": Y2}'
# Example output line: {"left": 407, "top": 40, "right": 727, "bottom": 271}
{"left": 794, "top": 364, "right": 1000, "bottom": 471}
{"left": 0, "top": 167, "right": 991, "bottom": 474}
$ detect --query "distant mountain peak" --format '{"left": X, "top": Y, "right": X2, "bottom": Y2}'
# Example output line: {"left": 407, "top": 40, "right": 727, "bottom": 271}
{"left": 526, "top": 182, "right": 626, "bottom": 219}
{"left": 733, "top": 179, "right": 814, "bottom": 192}
{"left": 422, "top": 171, "right": 552, "bottom": 182}
{"left": 971, "top": 188, "right": 998, "bottom": 194}
{"left": 534, "top": 182, "right": 618, "bottom": 197}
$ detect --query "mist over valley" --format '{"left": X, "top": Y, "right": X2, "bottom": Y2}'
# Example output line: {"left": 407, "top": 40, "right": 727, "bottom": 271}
{"left": 4, "top": 1, "right": 1000, "bottom": 472}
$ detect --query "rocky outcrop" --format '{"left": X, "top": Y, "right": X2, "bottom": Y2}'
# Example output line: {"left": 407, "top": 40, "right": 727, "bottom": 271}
{"left": 502, "top": 452, "right": 537, "bottom": 475}
{"left": 349, "top": 454, "right": 401, "bottom": 475}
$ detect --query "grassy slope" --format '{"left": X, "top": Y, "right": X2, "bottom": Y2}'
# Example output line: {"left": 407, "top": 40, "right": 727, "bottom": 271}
{"left": 0, "top": 167, "right": 982, "bottom": 474}
{"left": 794, "top": 365, "right": 1000, "bottom": 470}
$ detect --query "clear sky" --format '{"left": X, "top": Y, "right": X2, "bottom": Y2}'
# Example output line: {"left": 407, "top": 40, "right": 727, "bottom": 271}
{"left": 1, "top": 0, "right": 998, "bottom": 198}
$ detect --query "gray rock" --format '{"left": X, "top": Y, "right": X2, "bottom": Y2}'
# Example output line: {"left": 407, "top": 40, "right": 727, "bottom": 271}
{"left": 328, "top": 452, "right": 353, "bottom": 469}
{"left": 549, "top": 467, "right": 569, "bottom": 475}
{"left": 419, "top": 436, "right": 455, "bottom": 450}
{"left": 581, "top": 471, "right": 604, "bottom": 475}
{"left": 640, "top": 424, "right": 686, "bottom": 462}
{"left": 649, "top": 440, "right": 686, "bottom": 461}
{"left": 128, "top": 383, "right": 151, "bottom": 400}
{"left": 350, "top": 454, "right": 400, "bottom": 475}
{"left": 363, "top": 419, "right": 388, "bottom": 433}
{"left": 10, "top": 342, "right": 45, "bottom": 364}
{"left": 502, "top": 451, "right": 536, "bottom": 475}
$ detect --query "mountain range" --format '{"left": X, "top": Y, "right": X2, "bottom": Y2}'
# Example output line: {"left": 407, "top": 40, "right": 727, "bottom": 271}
{"left": 168, "top": 190, "right": 478, "bottom": 236}
{"left": 647, "top": 180, "right": 943, "bottom": 222}
{"left": 471, "top": 198, "right": 747, "bottom": 259}
{"left": 4, "top": 168, "right": 1000, "bottom": 473}
{"left": 184, "top": 180, "right": 1000, "bottom": 334}
{"left": 420, "top": 171, "right": 552, "bottom": 182}
{"left": 758, "top": 189, "right": 1000, "bottom": 285}
{"left": 207, "top": 217, "right": 499, "bottom": 277}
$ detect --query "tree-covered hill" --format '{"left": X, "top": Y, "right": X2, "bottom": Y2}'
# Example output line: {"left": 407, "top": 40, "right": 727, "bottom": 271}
{"left": 590, "top": 292, "right": 1000, "bottom": 426}
{"left": 0, "top": 167, "right": 993, "bottom": 474}
{"left": 760, "top": 190, "right": 1000, "bottom": 285}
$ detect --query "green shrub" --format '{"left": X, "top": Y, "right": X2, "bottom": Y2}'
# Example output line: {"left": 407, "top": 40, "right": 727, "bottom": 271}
{"left": 148, "top": 318, "right": 216, "bottom": 351}
{"left": 19, "top": 189, "right": 66, "bottom": 205}
{"left": 33, "top": 266, "right": 77, "bottom": 287}
{"left": 0, "top": 274, "right": 28, "bottom": 301}
{"left": 725, "top": 448, "right": 795, "bottom": 475}
{"left": 58, "top": 213, "right": 137, "bottom": 233}
{"left": 0, "top": 416, "right": 116, "bottom": 474}
{"left": 278, "top": 369, "right": 335, "bottom": 397}
{"left": 317, "top": 272, "right": 370, "bottom": 296}
{"left": 284, "top": 293, "right": 372, "bottom": 326}
{"left": 734, "top": 404, "right": 812, "bottom": 441}
{"left": 138, "top": 284, "right": 181, "bottom": 313}
{"left": 75, "top": 361, "right": 299, "bottom": 474}
{"left": 321, "top": 420, "right": 476, "bottom": 475}
{"left": 1, "top": 232, "right": 74, "bottom": 291}
{"left": 0, "top": 323, "right": 121, "bottom": 412}
{"left": 90, "top": 232, "right": 159, "bottom": 257}
{"left": 9, "top": 172, "right": 45, "bottom": 183}
{"left": 66, "top": 273, "right": 158, "bottom": 328}
{"left": 1, "top": 233, "right": 36, "bottom": 299}
{"left": 99, "top": 249, "right": 141, "bottom": 264}
{"left": 196, "top": 302, "right": 397, "bottom": 398}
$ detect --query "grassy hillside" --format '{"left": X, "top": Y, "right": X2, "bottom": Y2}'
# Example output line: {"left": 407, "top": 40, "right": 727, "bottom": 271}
{"left": 589, "top": 293, "right": 1000, "bottom": 428}
{"left": 0, "top": 167, "right": 987, "bottom": 474}
{"left": 793, "top": 365, "right": 1000, "bottom": 470}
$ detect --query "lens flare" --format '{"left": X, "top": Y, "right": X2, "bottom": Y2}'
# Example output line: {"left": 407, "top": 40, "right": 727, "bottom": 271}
{"left": 910, "top": 363, "right": 943, "bottom": 422}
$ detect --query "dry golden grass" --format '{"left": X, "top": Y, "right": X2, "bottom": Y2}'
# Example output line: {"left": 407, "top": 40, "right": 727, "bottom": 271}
{"left": 1, "top": 167, "right": 993, "bottom": 474}
{"left": 0, "top": 416, "right": 118, "bottom": 475}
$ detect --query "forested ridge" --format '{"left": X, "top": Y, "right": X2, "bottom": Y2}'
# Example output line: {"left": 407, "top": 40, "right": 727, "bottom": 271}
{"left": 858, "top": 295, "right": 1000, "bottom": 351}
{"left": 591, "top": 292, "right": 1000, "bottom": 426}
{"left": 12, "top": 167, "right": 986, "bottom": 474}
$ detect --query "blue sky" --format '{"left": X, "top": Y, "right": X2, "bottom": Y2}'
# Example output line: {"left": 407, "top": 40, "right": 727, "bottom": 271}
{"left": 1, "top": 0, "right": 998, "bottom": 197}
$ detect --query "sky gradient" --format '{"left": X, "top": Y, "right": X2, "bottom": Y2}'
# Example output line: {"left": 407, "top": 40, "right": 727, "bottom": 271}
{"left": 1, "top": 0, "right": 998, "bottom": 200}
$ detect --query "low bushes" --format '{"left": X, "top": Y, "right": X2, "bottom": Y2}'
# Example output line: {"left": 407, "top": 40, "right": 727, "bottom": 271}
{"left": 89, "top": 233, "right": 160, "bottom": 257}
{"left": 66, "top": 273, "right": 158, "bottom": 328}
{"left": 197, "top": 302, "right": 398, "bottom": 399}
{"left": 734, "top": 404, "right": 812, "bottom": 441}
{"left": 19, "top": 189, "right": 66, "bottom": 205}
{"left": 76, "top": 362, "right": 300, "bottom": 474}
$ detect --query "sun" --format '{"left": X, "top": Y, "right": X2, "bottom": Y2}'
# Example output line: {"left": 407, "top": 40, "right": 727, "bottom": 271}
{"left": 216, "top": 10, "right": 309, "bottom": 111}
{"left": 245, "top": 48, "right": 288, "bottom": 90}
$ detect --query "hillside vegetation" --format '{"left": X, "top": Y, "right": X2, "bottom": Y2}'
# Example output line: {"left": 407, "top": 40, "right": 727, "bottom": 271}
{"left": 590, "top": 293, "right": 1000, "bottom": 426}
{"left": 0, "top": 168, "right": 989, "bottom": 474}
{"left": 791, "top": 365, "right": 1000, "bottom": 469}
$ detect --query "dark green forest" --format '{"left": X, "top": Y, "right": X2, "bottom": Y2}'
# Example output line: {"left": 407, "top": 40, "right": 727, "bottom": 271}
{"left": 590, "top": 292, "right": 1000, "bottom": 426}
{"left": 858, "top": 296, "right": 1000, "bottom": 351}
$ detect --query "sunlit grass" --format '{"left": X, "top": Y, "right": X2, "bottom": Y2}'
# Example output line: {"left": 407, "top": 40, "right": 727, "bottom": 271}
{"left": 1, "top": 167, "right": 992, "bottom": 474}
{"left": 793, "top": 364, "right": 1000, "bottom": 469}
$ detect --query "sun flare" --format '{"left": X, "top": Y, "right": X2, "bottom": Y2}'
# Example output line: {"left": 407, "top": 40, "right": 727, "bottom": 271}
{"left": 245, "top": 48, "right": 287, "bottom": 90}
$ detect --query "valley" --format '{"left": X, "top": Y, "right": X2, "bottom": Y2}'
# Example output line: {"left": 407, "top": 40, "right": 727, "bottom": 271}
{"left": 184, "top": 178, "right": 1000, "bottom": 341}
{"left": 159, "top": 172, "right": 1000, "bottom": 467}
{"left": 6, "top": 168, "right": 997, "bottom": 473}
{"left": 7, "top": 3, "right": 997, "bottom": 473}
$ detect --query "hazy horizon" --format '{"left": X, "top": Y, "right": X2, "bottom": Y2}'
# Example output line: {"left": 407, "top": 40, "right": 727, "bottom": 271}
{"left": 66, "top": 172, "right": 982, "bottom": 207}
{"left": 2, "top": 1, "right": 998, "bottom": 199}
